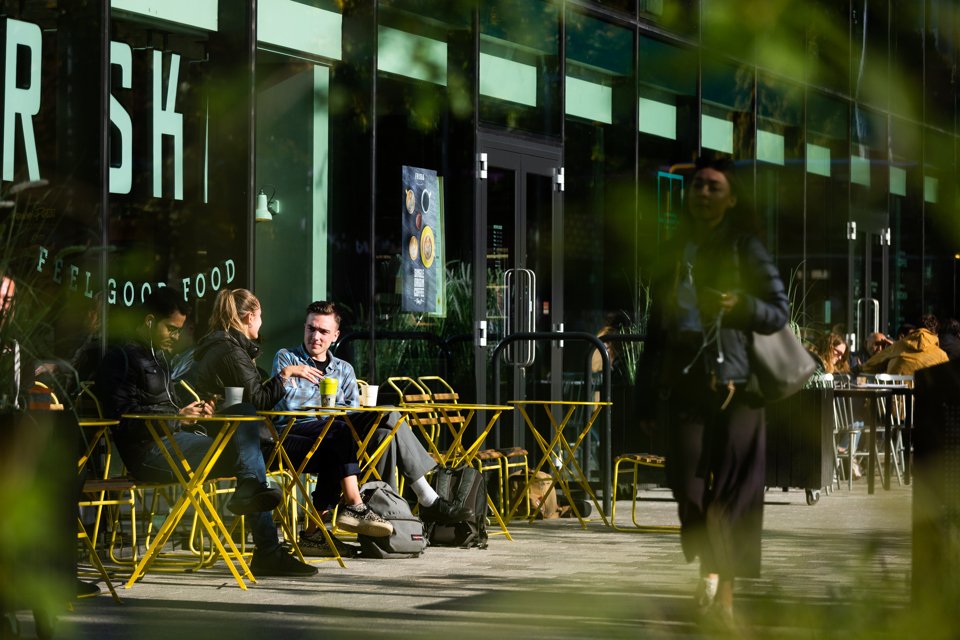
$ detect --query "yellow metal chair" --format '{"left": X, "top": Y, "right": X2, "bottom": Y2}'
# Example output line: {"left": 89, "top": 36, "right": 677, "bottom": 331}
{"left": 611, "top": 453, "right": 679, "bottom": 533}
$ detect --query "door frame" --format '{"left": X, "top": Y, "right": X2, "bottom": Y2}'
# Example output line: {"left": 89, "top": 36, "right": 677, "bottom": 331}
{"left": 474, "top": 130, "right": 563, "bottom": 416}
{"left": 847, "top": 216, "right": 890, "bottom": 353}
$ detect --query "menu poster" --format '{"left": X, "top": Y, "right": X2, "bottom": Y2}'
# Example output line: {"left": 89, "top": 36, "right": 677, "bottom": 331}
{"left": 401, "top": 165, "right": 444, "bottom": 315}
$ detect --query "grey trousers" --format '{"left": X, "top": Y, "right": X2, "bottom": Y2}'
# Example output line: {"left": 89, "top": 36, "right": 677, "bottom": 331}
{"left": 349, "top": 411, "right": 437, "bottom": 486}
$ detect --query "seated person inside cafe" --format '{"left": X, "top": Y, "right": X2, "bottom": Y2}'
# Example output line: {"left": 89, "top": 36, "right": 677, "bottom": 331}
{"left": 271, "top": 300, "right": 469, "bottom": 554}
{"left": 189, "top": 288, "right": 394, "bottom": 553}
{"left": 859, "top": 314, "right": 948, "bottom": 376}
{"left": 94, "top": 288, "right": 317, "bottom": 577}
{"left": 810, "top": 332, "right": 851, "bottom": 377}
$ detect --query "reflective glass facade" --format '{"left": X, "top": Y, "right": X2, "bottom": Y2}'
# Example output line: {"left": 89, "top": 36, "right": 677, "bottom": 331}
{"left": 6, "top": 1, "right": 960, "bottom": 412}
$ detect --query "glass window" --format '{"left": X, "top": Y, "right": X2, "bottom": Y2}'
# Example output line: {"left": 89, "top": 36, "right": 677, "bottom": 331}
{"left": 254, "top": 53, "right": 332, "bottom": 361}
{"left": 637, "top": 37, "right": 697, "bottom": 270}
{"left": 805, "top": 1, "right": 850, "bottom": 95}
{"left": 479, "top": 0, "right": 560, "bottom": 137}
{"left": 639, "top": 0, "right": 698, "bottom": 39}
{"left": 333, "top": 0, "right": 474, "bottom": 384}
{"left": 563, "top": 10, "right": 636, "bottom": 346}
{"left": 889, "top": 118, "right": 923, "bottom": 329}
{"left": 805, "top": 90, "right": 850, "bottom": 333}
{"left": 924, "top": 0, "right": 957, "bottom": 130}
{"left": 701, "top": 57, "right": 754, "bottom": 160}
{"left": 106, "top": 11, "right": 223, "bottom": 348}
{"left": 702, "top": 0, "right": 754, "bottom": 61}
{"left": 756, "top": 74, "right": 803, "bottom": 308}
{"left": 852, "top": 0, "right": 889, "bottom": 110}
{"left": 923, "top": 126, "right": 954, "bottom": 317}
{"left": 2, "top": 5, "right": 102, "bottom": 373}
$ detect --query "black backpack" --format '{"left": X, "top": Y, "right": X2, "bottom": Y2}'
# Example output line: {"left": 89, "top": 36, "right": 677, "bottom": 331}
{"left": 357, "top": 481, "right": 427, "bottom": 558}
{"left": 426, "top": 465, "right": 488, "bottom": 549}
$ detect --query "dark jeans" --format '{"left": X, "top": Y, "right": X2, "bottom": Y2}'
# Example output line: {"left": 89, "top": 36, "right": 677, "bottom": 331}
{"left": 282, "top": 419, "right": 361, "bottom": 512}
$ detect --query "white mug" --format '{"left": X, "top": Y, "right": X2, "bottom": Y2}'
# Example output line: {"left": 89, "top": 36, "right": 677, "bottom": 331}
{"left": 363, "top": 385, "right": 379, "bottom": 407}
{"left": 224, "top": 386, "right": 243, "bottom": 407}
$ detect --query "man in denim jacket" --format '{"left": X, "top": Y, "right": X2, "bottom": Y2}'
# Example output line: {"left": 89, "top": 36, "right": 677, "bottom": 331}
{"left": 272, "top": 301, "right": 467, "bottom": 554}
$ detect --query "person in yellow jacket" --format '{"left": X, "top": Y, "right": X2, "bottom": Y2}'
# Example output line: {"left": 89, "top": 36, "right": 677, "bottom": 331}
{"left": 861, "top": 315, "right": 948, "bottom": 376}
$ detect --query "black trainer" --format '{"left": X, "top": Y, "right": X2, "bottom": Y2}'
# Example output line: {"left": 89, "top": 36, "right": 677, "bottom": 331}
{"left": 227, "top": 478, "right": 282, "bottom": 516}
{"left": 249, "top": 547, "right": 318, "bottom": 577}
{"left": 419, "top": 496, "right": 470, "bottom": 524}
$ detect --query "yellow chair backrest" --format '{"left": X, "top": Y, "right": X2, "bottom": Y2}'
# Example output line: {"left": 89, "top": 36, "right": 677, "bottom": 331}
{"left": 385, "top": 376, "right": 431, "bottom": 405}
{"left": 417, "top": 376, "right": 460, "bottom": 404}
{"left": 32, "top": 380, "right": 64, "bottom": 410}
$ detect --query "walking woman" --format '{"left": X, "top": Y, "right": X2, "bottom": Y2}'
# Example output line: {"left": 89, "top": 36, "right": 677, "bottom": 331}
{"left": 636, "top": 157, "right": 789, "bottom": 628}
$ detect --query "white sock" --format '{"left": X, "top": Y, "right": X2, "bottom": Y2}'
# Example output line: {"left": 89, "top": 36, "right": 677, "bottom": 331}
{"left": 410, "top": 476, "right": 439, "bottom": 506}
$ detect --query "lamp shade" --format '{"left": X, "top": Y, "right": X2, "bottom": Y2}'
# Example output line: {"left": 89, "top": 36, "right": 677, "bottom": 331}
{"left": 255, "top": 190, "right": 272, "bottom": 222}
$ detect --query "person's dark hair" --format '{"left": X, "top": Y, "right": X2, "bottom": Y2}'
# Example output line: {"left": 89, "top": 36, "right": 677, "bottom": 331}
{"left": 895, "top": 323, "right": 916, "bottom": 339}
{"left": 604, "top": 310, "right": 631, "bottom": 331}
{"left": 687, "top": 154, "right": 758, "bottom": 234}
{"left": 143, "top": 287, "right": 189, "bottom": 320}
{"left": 693, "top": 155, "right": 740, "bottom": 198}
{"left": 942, "top": 318, "right": 960, "bottom": 337}
{"left": 920, "top": 314, "right": 940, "bottom": 334}
{"left": 306, "top": 301, "right": 341, "bottom": 327}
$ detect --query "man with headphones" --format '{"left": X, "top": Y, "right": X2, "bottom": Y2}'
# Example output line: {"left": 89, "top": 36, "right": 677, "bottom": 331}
{"left": 95, "top": 288, "right": 317, "bottom": 577}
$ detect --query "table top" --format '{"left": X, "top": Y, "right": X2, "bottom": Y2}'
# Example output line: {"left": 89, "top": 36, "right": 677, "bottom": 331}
{"left": 78, "top": 418, "right": 119, "bottom": 427}
{"left": 301, "top": 404, "right": 401, "bottom": 412}
{"left": 121, "top": 413, "right": 267, "bottom": 422}
{"left": 509, "top": 399, "right": 612, "bottom": 407}
{"left": 256, "top": 409, "right": 346, "bottom": 417}
{"left": 849, "top": 383, "right": 913, "bottom": 392}
{"left": 833, "top": 387, "right": 901, "bottom": 397}
{"left": 405, "top": 402, "right": 514, "bottom": 411}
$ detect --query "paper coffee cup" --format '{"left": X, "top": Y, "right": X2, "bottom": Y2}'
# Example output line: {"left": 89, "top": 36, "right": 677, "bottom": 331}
{"left": 224, "top": 386, "right": 243, "bottom": 407}
{"left": 364, "top": 385, "right": 379, "bottom": 407}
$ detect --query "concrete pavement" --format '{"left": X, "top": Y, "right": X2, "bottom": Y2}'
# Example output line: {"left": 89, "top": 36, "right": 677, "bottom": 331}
{"left": 35, "top": 481, "right": 941, "bottom": 639}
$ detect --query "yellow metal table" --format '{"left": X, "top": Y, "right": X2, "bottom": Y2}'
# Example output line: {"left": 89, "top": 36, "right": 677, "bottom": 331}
{"left": 259, "top": 409, "right": 347, "bottom": 566}
{"left": 119, "top": 414, "right": 265, "bottom": 589}
{"left": 506, "top": 400, "right": 611, "bottom": 528}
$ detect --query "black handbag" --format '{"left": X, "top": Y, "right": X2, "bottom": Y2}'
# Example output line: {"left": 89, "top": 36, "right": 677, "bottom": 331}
{"left": 747, "top": 324, "right": 817, "bottom": 402}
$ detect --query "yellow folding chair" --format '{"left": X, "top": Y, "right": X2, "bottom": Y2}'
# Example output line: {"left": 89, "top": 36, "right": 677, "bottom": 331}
{"left": 611, "top": 453, "right": 679, "bottom": 533}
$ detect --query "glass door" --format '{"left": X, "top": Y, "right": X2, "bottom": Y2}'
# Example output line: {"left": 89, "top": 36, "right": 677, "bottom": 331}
{"left": 848, "top": 216, "right": 890, "bottom": 357}
{"left": 476, "top": 132, "right": 562, "bottom": 446}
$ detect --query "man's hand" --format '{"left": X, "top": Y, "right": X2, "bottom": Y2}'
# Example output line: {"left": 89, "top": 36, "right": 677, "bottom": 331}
{"left": 281, "top": 364, "right": 323, "bottom": 385}
{"left": 179, "top": 399, "right": 212, "bottom": 418}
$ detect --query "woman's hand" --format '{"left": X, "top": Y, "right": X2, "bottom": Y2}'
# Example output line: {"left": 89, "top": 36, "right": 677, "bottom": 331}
{"left": 281, "top": 364, "right": 323, "bottom": 385}
{"left": 702, "top": 289, "right": 740, "bottom": 316}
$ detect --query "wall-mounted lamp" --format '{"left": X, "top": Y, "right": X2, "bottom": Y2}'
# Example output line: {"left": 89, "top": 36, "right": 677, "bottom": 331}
{"left": 255, "top": 187, "right": 280, "bottom": 223}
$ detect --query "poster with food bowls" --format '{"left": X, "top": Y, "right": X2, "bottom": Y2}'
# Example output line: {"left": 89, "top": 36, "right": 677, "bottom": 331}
{"left": 401, "top": 165, "right": 444, "bottom": 315}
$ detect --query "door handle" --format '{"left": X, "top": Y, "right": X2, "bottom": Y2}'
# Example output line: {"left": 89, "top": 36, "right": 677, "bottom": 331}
{"left": 503, "top": 268, "right": 536, "bottom": 366}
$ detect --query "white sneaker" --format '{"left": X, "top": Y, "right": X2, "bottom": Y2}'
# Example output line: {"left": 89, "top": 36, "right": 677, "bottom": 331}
{"left": 695, "top": 575, "right": 719, "bottom": 613}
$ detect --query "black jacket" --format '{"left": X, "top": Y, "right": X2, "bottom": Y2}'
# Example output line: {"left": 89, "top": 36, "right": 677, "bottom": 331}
{"left": 192, "top": 328, "right": 284, "bottom": 411}
{"left": 94, "top": 338, "right": 184, "bottom": 466}
{"left": 636, "top": 221, "right": 789, "bottom": 418}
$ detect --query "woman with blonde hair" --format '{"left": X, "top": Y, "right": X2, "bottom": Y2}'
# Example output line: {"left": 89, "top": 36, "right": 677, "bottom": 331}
{"left": 192, "top": 289, "right": 393, "bottom": 567}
